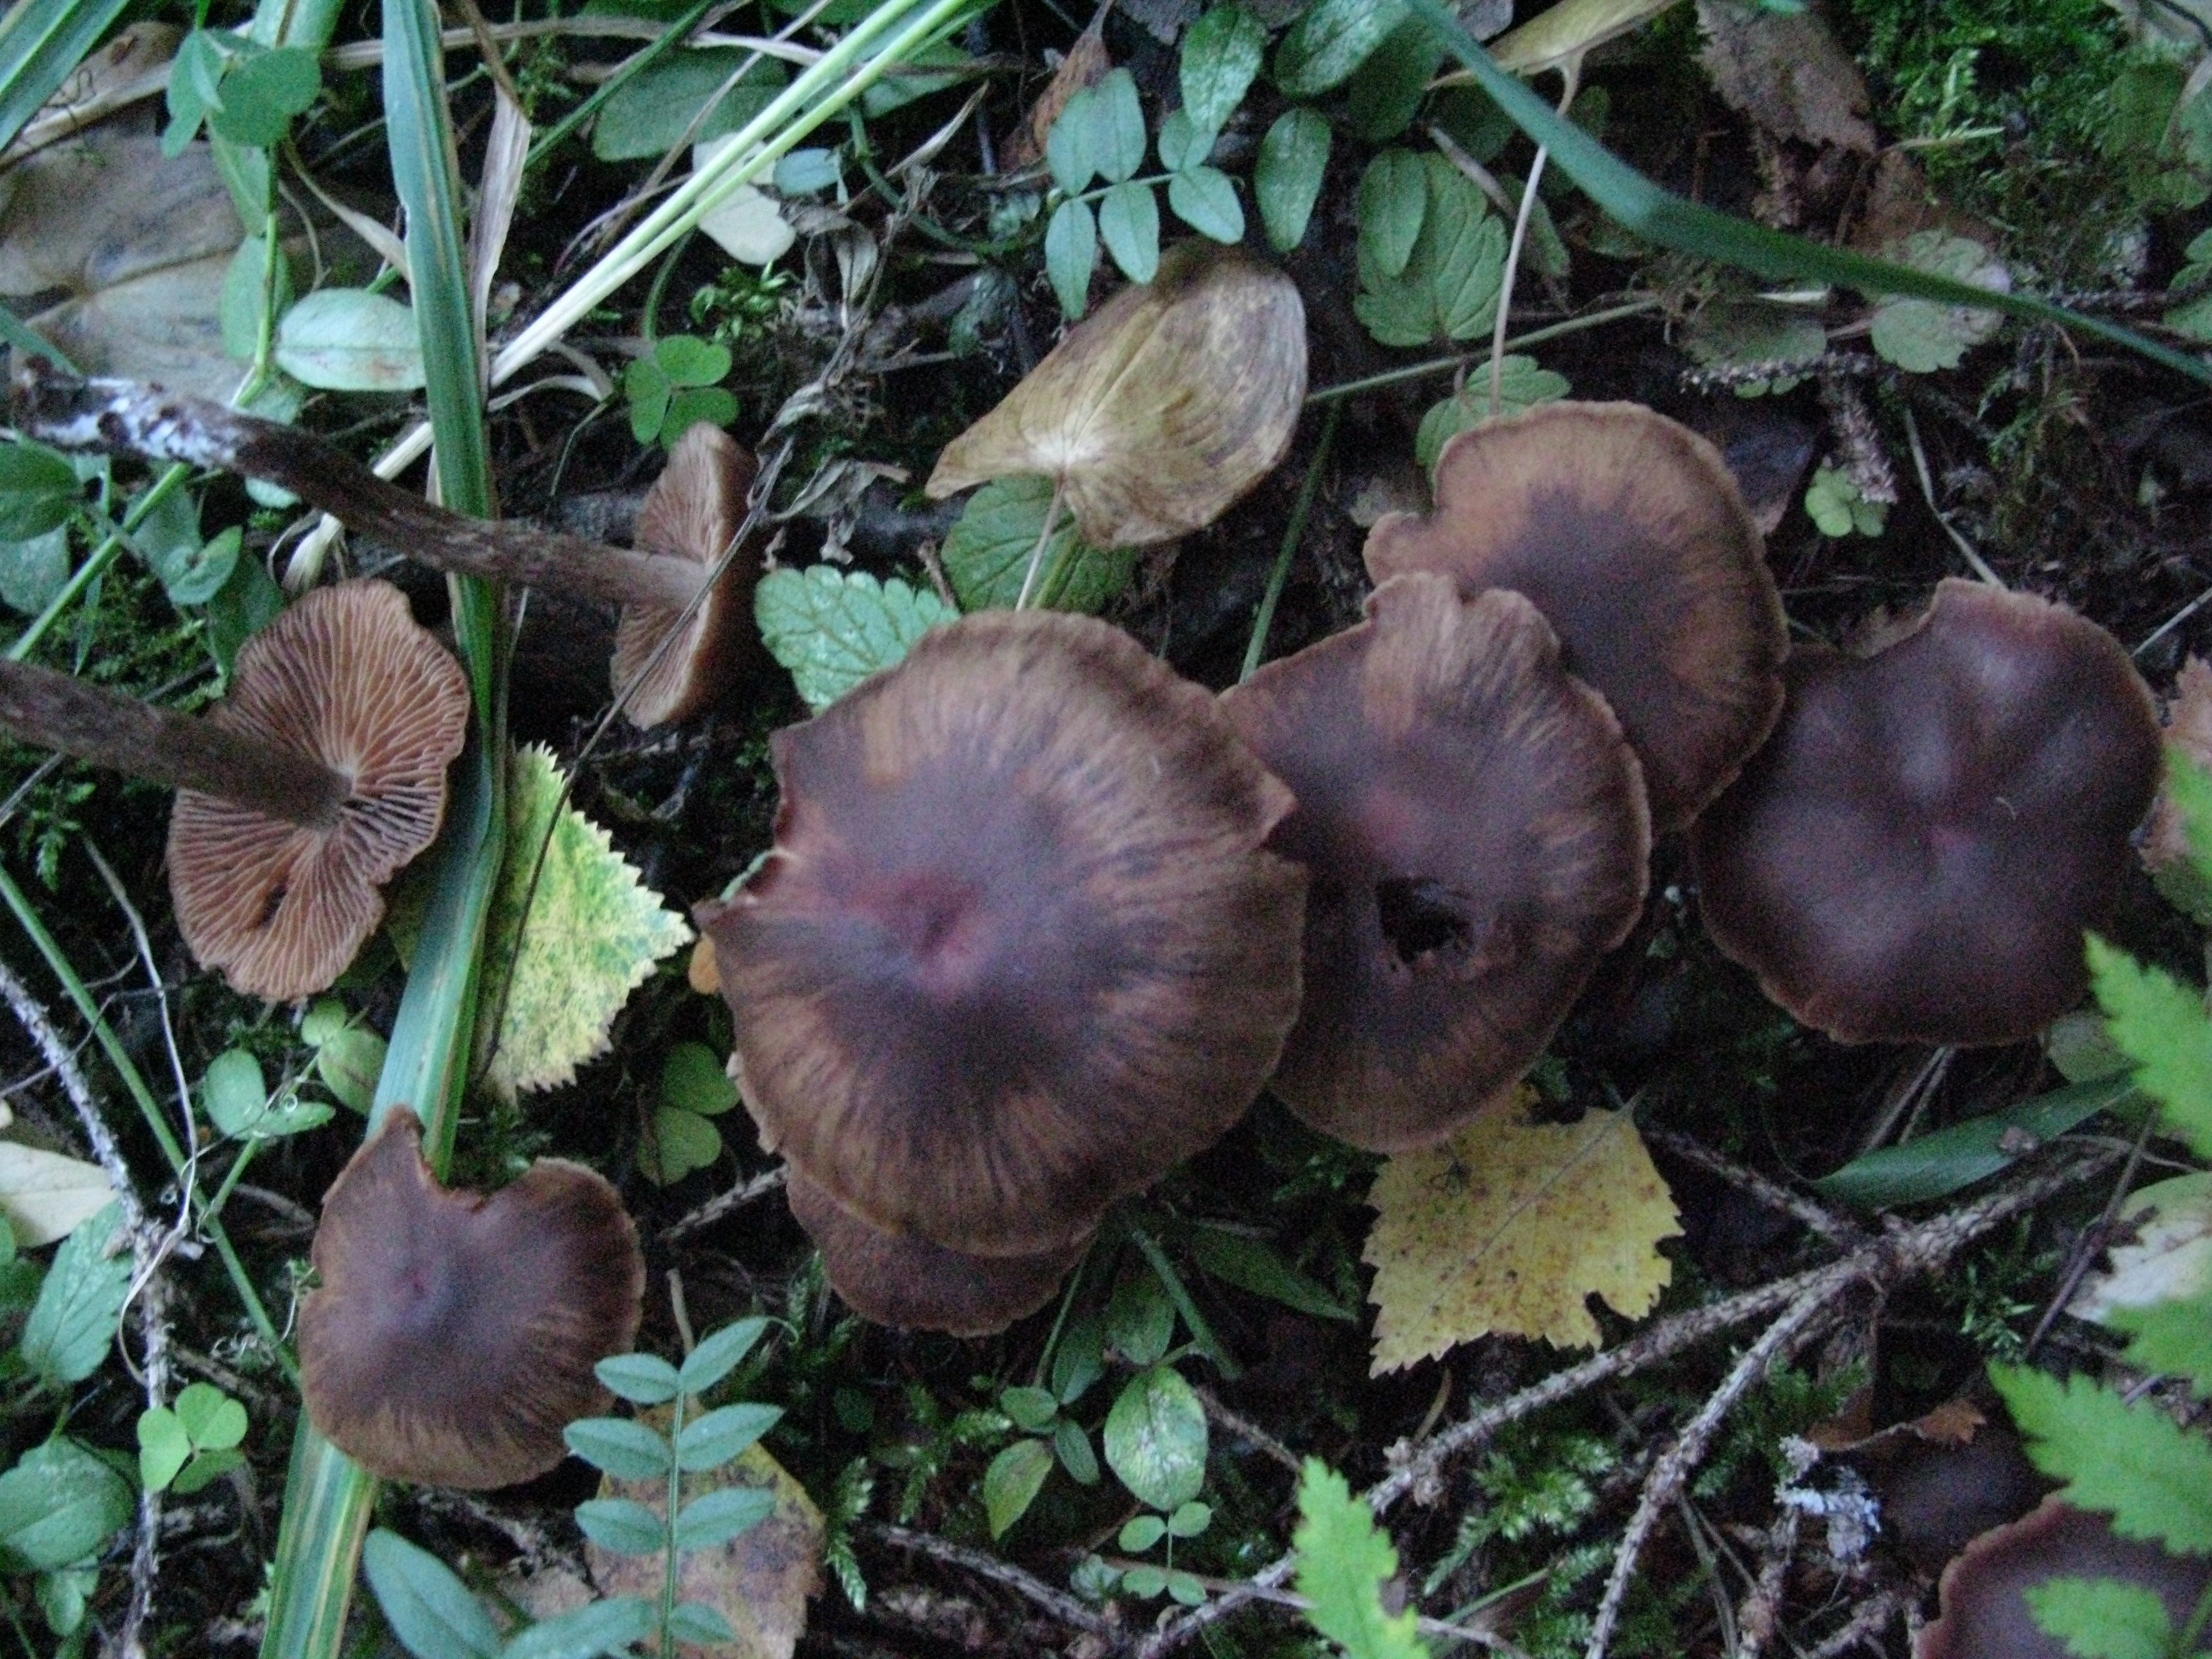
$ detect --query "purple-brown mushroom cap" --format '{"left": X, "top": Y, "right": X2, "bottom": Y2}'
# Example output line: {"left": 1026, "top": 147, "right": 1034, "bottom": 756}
{"left": 298, "top": 1108, "right": 645, "bottom": 1489}
{"left": 1690, "top": 580, "right": 2162, "bottom": 1046}
{"left": 1219, "top": 573, "right": 1651, "bottom": 1151}
{"left": 696, "top": 609, "right": 1307, "bottom": 1256}
{"left": 1364, "top": 401, "right": 1785, "bottom": 833}
{"left": 785, "top": 1165, "right": 1086, "bottom": 1337}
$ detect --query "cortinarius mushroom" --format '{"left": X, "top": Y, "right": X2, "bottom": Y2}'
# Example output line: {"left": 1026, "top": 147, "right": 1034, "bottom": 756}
{"left": 1689, "top": 580, "right": 2162, "bottom": 1046}
{"left": 1364, "top": 401, "right": 1786, "bottom": 833}
{"left": 11, "top": 366, "right": 762, "bottom": 729}
{"left": 697, "top": 609, "right": 1306, "bottom": 1258}
{"left": 785, "top": 1165, "right": 1087, "bottom": 1337}
{"left": 299, "top": 1107, "right": 645, "bottom": 1489}
{"left": 0, "top": 579, "right": 469, "bottom": 1000}
{"left": 1220, "top": 573, "right": 1650, "bottom": 1151}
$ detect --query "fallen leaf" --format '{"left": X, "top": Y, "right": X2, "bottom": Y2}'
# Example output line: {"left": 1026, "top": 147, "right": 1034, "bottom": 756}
{"left": 12, "top": 23, "right": 179, "bottom": 161}
{"left": 0, "top": 1142, "right": 113, "bottom": 1247}
{"left": 2071, "top": 1173, "right": 2212, "bottom": 1325}
{"left": 1867, "top": 230, "right": 2010, "bottom": 374}
{"left": 1363, "top": 1090, "right": 1681, "bottom": 1371}
{"left": 692, "top": 153, "right": 795, "bottom": 268}
{"left": 1001, "top": 18, "right": 1109, "bottom": 171}
{"left": 587, "top": 1434, "right": 824, "bottom": 1659}
{"left": 1487, "top": 0, "right": 1683, "bottom": 75}
{"left": 1696, "top": 0, "right": 1876, "bottom": 154}
{"left": 2147, "top": 657, "right": 2212, "bottom": 873}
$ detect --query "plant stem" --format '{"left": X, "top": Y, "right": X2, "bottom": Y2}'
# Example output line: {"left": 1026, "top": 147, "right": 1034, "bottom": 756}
{"left": 1303, "top": 298, "right": 1662, "bottom": 404}
{"left": 1014, "top": 479, "right": 1067, "bottom": 611}
{"left": 1488, "top": 59, "right": 1579, "bottom": 418}
{"left": 1240, "top": 403, "right": 1339, "bottom": 681}
{"left": 1128, "top": 1227, "right": 1240, "bottom": 1381}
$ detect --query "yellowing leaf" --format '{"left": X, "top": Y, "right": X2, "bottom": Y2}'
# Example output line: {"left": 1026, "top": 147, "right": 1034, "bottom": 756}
{"left": 0, "top": 1142, "right": 113, "bottom": 1246}
{"left": 481, "top": 745, "right": 694, "bottom": 1097}
{"left": 1363, "top": 1092, "right": 1680, "bottom": 1371}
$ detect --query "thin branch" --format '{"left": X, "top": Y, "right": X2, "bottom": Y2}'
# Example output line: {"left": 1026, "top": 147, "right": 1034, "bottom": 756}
{"left": 660, "top": 1165, "right": 787, "bottom": 1244}
{"left": 1644, "top": 1130, "right": 1866, "bottom": 1248}
{"left": 1805, "top": 1592, "right": 1903, "bottom": 1659}
{"left": 1192, "top": 1384, "right": 1303, "bottom": 1476}
{"left": 860, "top": 1521, "right": 1114, "bottom": 1635}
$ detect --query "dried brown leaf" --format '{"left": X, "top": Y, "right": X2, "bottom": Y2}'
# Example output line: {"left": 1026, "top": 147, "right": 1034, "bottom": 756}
{"left": 1697, "top": 0, "right": 1875, "bottom": 154}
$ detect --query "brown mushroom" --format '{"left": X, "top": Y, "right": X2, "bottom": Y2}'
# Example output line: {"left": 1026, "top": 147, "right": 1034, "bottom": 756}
{"left": 1689, "top": 580, "right": 2162, "bottom": 1046}
{"left": 298, "top": 1107, "right": 645, "bottom": 1490}
{"left": 1219, "top": 573, "right": 1650, "bottom": 1151}
{"left": 10, "top": 364, "right": 761, "bottom": 729}
{"left": 785, "top": 1165, "right": 1086, "bottom": 1337}
{"left": 1918, "top": 1496, "right": 2212, "bottom": 1659}
{"left": 696, "top": 609, "right": 1306, "bottom": 1257}
{"left": 1364, "top": 401, "right": 1785, "bottom": 833}
{"left": 0, "top": 579, "right": 468, "bottom": 1000}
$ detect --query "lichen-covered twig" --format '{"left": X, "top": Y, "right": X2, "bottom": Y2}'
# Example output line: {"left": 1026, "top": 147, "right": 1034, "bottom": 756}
{"left": 862, "top": 1521, "right": 1115, "bottom": 1636}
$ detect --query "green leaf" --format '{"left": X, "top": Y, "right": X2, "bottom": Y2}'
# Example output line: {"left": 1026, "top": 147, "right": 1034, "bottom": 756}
{"left": 201, "top": 1047, "right": 335, "bottom": 1141}
{"left": 173, "top": 1381, "right": 246, "bottom": 1451}
{"left": 754, "top": 564, "right": 958, "bottom": 712}
{"left": 1168, "top": 1499, "right": 1213, "bottom": 1537}
{"left": 0, "top": 441, "right": 81, "bottom": 540}
{"left": 220, "top": 237, "right": 296, "bottom": 364}
{"left": 673, "top": 1484, "right": 776, "bottom": 1550}
{"left": 1045, "top": 196, "right": 1098, "bottom": 319}
{"left": 362, "top": 1528, "right": 503, "bottom": 1659}
{"left": 2168, "top": 291, "right": 2212, "bottom": 342}
{"left": 1181, "top": 6, "right": 1266, "bottom": 135}
{"left": 1052, "top": 1310, "right": 1106, "bottom": 1404}
{"left": 1187, "top": 1227, "right": 1357, "bottom": 1321}
{"left": 1098, "top": 180, "right": 1161, "bottom": 284}
{"left": 1120, "top": 1514, "right": 1167, "bottom": 1552}
{"left": 2114, "top": 1290, "right": 2212, "bottom": 1397}
{"left": 1053, "top": 1418, "right": 1099, "bottom": 1485}
{"left": 676, "top": 1402, "right": 782, "bottom": 1470}
{"left": 502, "top": 1595, "right": 657, "bottom": 1659}
{"left": 1094, "top": 68, "right": 1147, "bottom": 184}
{"left": 137, "top": 1408, "right": 192, "bottom": 1494}
{"left": 205, "top": 549, "right": 285, "bottom": 679}
{"left": 1359, "top": 150, "right": 1428, "bottom": 279}
{"left": 590, "top": 49, "right": 787, "bottom": 161}
{"left": 640, "top": 1107, "right": 721, "bottom": 1185}
{"left": 171, "top": 1446, "right": 244, "bottom": 1495}
{"left": 207, "top": 44, "right": 321, "bottom": 147}
{"left": 1274, "top": 0, "right": 1408, "bottom": 98}
{"left": 1123, "top": 1563, "right": 1168, "bottom": 1598}
{"left": 562, "top": 1417, "right": 674, "bottom": 1481}
{"left": 625, "top": 357, "right": 672, "bottom": 444}
{"left": 1046, "top": 84, "right": 1099, "bottom": 195}
{"left": 0, "top": 1439, "right": 132, "bottom": 1574}
{"left": 1166, "top": 1569, "right": 1207, "bottom": 1606}
{"left": 1867, "top": 231, "right": 2010, "bottom": 373}
{"left": 1103, "top": 1365, "right": 1208, "bottom": 1510}
{"left": 677, "top": 1315, "right": 767, "bottom": 1395}
{"left": 1167, "top": 166, "right": 1243, "bottom": 242}
{"left": 304, "top": 1003, "right": 385, "bottom": 1115}
{"left": 1354, "top": 154, "right": 1506, "bottom": 348}
{"left": 597, "top": 1352, "right": 682, "bottom": 1405}
{"left": 1347, "top": 18, "right": 1442, "bottom": 143}
{"left": 1681, "top": 298, "right": 1825, "bottom": 395}
{"left": 666, "top": 1601, "right": 739, "bottom": 1646}
{"left": 660, "top": 387, "right": 738, "bottom": 447}
{"left": 1157, "top": 108, "right": 1209, "bottom": 174}
{"left": 1001, "top": 1385, "right": 1060, "bottom": 1434}
{"left": 20, "top": 1203, "right": 131, "bottom": 1389}
{"left": 161, "top": 29, "right": 226, "bottom": 153}
{"left": 772, "top": 147, "right": 842, "bottom": 194}
{"left": 1255, "top": 108, "right": 1332, "bottom": 253}
{"left": 1413, "top": 357, "right": 1572, "bottom": 470}
{"left": 984, "top": 1438, "right": 1056, "bottom": 1539}
{"left": 1803, "top": 466, "right": 1887, "bottom": 539}
{"left": 654, "top": 334, "right": 732, "bottom": 387}
{"left": 574, "top": 1496, "right": 668, "bottom": 1557}
{"left": 940, "top": 476, "right": 1135, "bottom": 614}
{"left": 1992, "top": 1365, "right": 2212, "bottom": 1554}
{"left": 0, "top": 0, "right": 134, "bottom": 158}
{"left": 0, "top": 527, "right": 69, "bottom": 616}
{"left": 2091, "top": 937, "right": 2212, "bottom": 1160}
{"left": 1292, "top": 1459, "right": 1429, "bottom": 1659}
{"left": 2025, "top": 1577, "right": 2175, "bottom": 1659}
{"left": 1107, "top": 1264, "right": 1177, "bottom": 1366}
{"left": 1813, "top": 1076, "right": 2135, "bottom": 1211}
{"left": 660, "top": 1042, "right": 740, "bottom": 1120}
{"left": 274, "top": 289, "right": 427, "bottom": 391}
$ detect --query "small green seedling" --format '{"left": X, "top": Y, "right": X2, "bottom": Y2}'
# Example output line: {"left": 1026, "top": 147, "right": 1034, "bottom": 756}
{"left": 625, "top": 336, "right": 738, "bottom": 448}
{"left": 138, "top": 1383, "right": 248, "bottom": 1495}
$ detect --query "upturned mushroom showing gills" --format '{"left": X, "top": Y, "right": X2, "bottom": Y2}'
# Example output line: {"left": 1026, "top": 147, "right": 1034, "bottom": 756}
{"left": 697, "top": 609, "right": 1307, "bottom": 1259}
{"left": 924, "top": 241, "right": 1307, "bottom": 550}
{"left": 1689, "top": 580, "right": 2162, "bottom": 1047}
{"left": 0, "top": 579, "right": 469, "bottom": 1001}
{"left": 1219, "top": 573, "right": 1650, "bottom": 1151}
{"left": 298, "top": 1108, "right": 645, "bottom": 1490}
{"left": 1364, "top": 401, "right": 1786, "bottom": 833}
{"left": 10, "top": 364, "right": 762, "bottom": 729}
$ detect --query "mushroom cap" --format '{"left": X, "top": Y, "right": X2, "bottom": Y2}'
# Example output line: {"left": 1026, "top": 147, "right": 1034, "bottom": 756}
{"left": 1689, "top": 580, "right": 2162, "bottom": 1047}
{"left": 168, "top": 580, "right": 471, "bottom": 1002}
{"left": 299, "top": 1108, "right": 645, "bottom": 1490}
{"left": 924, "top": 242, "right": 1308, "bottom": 549}
{"left": 696, "top": 609, "right": 1306, "bottom": 1256}
{"left": 785, "top": 1164, "right": 1086, "bottom": 1337}
{"left": 1364, "top": 401, "right": 1785, "bottom": 833}
{"left": 1220, "top": 573, "right": 1651, "bottom": 1151}
{"left": 1917, "top": 1497, "right": 2212, "bottom": 1659}
{"left": 611, "top": 423, "right": 761, "bottom": 728}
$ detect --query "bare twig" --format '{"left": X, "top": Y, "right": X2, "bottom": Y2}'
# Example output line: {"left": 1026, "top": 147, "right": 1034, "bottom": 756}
{"left": 1731, "top": 1507, "right": 1801, "bottom": 1659}
{"left": 1645, "top": 1130, "right": 1866, "bottom": 1248}
{"left": 660, "top": 1164, "right": 787, "bottom": 1244}
{"left": 861, "top": 1521, "right": 1115, "bottom": 1635}
{"left": 1192, "top": 1384, "right": 1303, "bottom": 1476}
{"left": 1805, "top": 1592, "right": 1903, "bottom": 1659}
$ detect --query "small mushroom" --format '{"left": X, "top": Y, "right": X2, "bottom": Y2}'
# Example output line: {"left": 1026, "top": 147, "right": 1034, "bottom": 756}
{"left": 785, "top": 1165, "right": 1086, "bottom": 1337}
{"left": 925, "top": 241, "right": 1307, "bottom": 549}
{"left": 1220, "top": 573, "right": 1650, "bottom": 1151}
{"left": 0, "top": 580, "right": 469, "bottom": 1000}
{"left": 11, "top": 365, "right": 761, "bottom": 729}
{"left": 1918, "top": 1496, "right": 2212, "bottom": 1659}
{"left": 298, "top": 1107, "right": 645, "bottom": 1490}
{"left": 1364, "top": 401, "right": 1785, "bottom": 833}
{"left": 696, "top": 609, "right": 1306, "bottom": 1256}
{"left": 1689, "top": 580, "right": 2162, "bottom": 1046}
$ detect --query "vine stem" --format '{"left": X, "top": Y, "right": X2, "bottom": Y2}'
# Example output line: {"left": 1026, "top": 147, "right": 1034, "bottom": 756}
{"left": 1487, "top": 58, "right": 1580, "bottom": 419}
{"left": 1241, "top": 403, "right": 1340, "bottom": 682}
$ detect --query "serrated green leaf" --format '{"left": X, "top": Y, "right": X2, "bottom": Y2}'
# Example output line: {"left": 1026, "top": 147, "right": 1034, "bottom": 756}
{"left": 362, "top": 1528, "right": 503, "bottom": 1659}
{"left": 1869, "top": 231, "right": 2009, "bottom": 373}
{"left": 562, "top": 1418, "right": 674, "bottom": 1481}
{"left": 2025, "top": 1576, "right": 2174, "bottom": 1659}
{"left": 575, "top": 1496, "right": 669, "bottom": 1557}
{"left": 1992, "top": 1365, "right": 2212, "bottom": 1554}
{"left": 1347, "top": 18, "right": 1442, "bottom": 143}
{"left": 1103, "top": 1365, "right": 1207, "bottom": 1510}
{"left": 1256, "top": 107, "right": 1332, "bottom": 253}
{"left": 1274, "top": 0, "right": 1408, "bottom": 98}
{"left": 939, "top": 477, "right": 1135, "bottom": 614}
{"left": 1413, "top": 357, "right": 1572, "bottom": 471}
{"left": 1099, "top": 180, "right": 1161, "bottom": 283}
{"left": 1094, "top": 69, "right": 1147, "bottom": 184}
{"left": 1167, "top": 166, "right": 1243, "bottom": 242}
{"left": 1182, "top": 6, "right": 1265, "bottom": 134}
{"left": 755, "top": 564, "right": 958, "bottom": 711}
{"left": 678, "top": 1316, "right": 767, "bottom": 1395}
{"left": 674, "top": 1484, "right": 776, "bottom": 1550}
{"left": 20, "top": 1203, "right": 130, "bottom": 1389}
{"left": 0, "top": 1439, "right": 132, "bottom": 1574}
{"left": 1045, "top": 196, "right": 1098, "bottom": 318}
{"left": 2090, "top": 937, "right": 2212, "bottom": 1160}
{"left": 1047, "top": 84, "right": 1099, "bottom": 195}
{"left": 677, "top": 1402, "right": 781, "bottom": 1470}
{"left": 1355, "top": 155, "right": 1506, "bottom": 348}
{"left": 1359, "top": 150, "right": 1428, "bottom": 280}
{"left": 2114, "top": 1288, "right": 2212, "bottom": 1398}
{"left": 1293, "top": 1459, "right": 1429, "bottom": 1659}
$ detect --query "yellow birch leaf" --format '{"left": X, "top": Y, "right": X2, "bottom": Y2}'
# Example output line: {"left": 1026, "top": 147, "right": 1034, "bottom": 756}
{"left": 1363, "top": 1091, "right": 1681, "bottom": 1373}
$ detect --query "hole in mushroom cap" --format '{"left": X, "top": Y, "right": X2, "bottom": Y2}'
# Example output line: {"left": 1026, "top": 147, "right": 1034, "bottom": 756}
{"left": 1363, "top": 401, "right": 1785, "bottom": 833}
{"left": 298, "top": 1107, "right": 645, "bottom": 1490}
{"left": 1219, "top": 572, "right": 1650, "bottom": 1153}
{"left": 1689, "top": 579, "right": 2162, "bottom": 1047}
{"left": 696, "top": 608, "right": 1307, "bottom": 1258}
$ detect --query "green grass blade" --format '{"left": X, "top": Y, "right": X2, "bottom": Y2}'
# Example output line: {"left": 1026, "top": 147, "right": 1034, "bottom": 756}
{"left": 1402, "top": 0, "right": 2212, "bottom": 389}
{"left": 0, "top": 0, "right": 130, "bottom": 154}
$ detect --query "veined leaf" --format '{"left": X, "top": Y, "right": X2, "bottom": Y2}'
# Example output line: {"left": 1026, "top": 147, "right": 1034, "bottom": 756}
{"left": 1292, "top": 1459, "right": 1428, "bottom": 1659}
{"left": 755, "top": 564, "right": 958, "bottom": 711}
{"left": 1992, "top": 1365, "right": 2212, "bottom": 1554}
